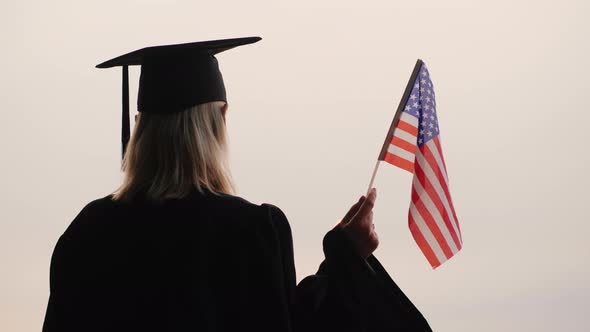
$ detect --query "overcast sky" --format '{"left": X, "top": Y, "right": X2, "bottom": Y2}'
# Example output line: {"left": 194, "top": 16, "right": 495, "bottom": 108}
{"left": 2, "top": 1, "right": 589, "bottom": 331}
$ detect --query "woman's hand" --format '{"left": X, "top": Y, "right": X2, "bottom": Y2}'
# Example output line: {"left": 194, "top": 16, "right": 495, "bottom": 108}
{"left": 336, "top": 188, "right": 379, "bottom": 259}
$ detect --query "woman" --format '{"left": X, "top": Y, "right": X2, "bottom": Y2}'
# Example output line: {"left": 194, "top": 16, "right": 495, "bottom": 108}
{"left": 42, "top": 37, "right": 432, "bottom": 332}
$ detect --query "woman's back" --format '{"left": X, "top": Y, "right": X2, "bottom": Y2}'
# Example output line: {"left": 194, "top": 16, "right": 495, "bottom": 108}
{"left": 43, "top": 188, "right": 296, "bottom": 332}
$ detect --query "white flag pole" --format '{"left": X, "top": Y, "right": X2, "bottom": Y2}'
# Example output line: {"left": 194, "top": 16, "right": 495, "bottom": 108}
{"left": 366, "top": 160, "right": 381, "bottom": 196}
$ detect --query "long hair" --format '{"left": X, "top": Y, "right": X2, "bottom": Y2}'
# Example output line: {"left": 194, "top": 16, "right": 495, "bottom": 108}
{"left": 111, "top": 101, "right": 235, "bottom": 203}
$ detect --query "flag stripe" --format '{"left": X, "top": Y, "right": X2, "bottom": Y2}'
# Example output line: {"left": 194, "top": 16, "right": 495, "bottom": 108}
{"left": 411, "top": 178, "right": 456, "bottom": 258}
{"left": 426, "top": 138, "right": 449, "bottom": 184}
{"left": 392, "top": 128, "right": 417, "bottom": 144}
{"left": 384, "top": 152, "right": 414, "bottom": 173}
{"left": 415, "top": 147, "right": 462, "bottom": 248}
{"left": 397, "top": 120, "right": 418, "bottom": 137}
{"left": 432, "top": 135, "right": 448, "bottom": 174}
{"left": 423, "top": 140, "right": 462, "bottom": 242}
{"left": 414, "top": 164, "right": 461, "bottom": 252}
{"left": 409, "top": 202, "right": 447, "bottom": 263}
{"left": 391, "top": 136, "right": 416, "bottom": 154}
{"left": 400, "top": 111, "right": 419, "bottom": 127}
{"left": 387, "top": 143, "right": 414, "bottom": 162}
{"left": 408, "top": 214, "right": 440, "bottom": 268}
{"left": 429, "top": 139, "right": 462, "bottom": 241}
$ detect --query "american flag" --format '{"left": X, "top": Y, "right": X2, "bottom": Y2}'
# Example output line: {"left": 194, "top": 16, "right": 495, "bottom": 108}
{"left": 379, "top": 60, "right": 462, "bottom": 268}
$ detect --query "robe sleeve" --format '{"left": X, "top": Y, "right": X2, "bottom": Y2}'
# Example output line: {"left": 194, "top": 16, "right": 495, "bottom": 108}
{"left": 42, "top": 234, "right": 68, "bottom": 332}
{"left": 42, "top": 202, "right": 114, "bottom": 332}
{"left": 42, "top": 207, "right": 90, "bottom": 332}
{"left": 262, "top": 203, "right": 433, "bottom": 332}
{"left": 42, "top": 232, "right": 97, "bottom": 332}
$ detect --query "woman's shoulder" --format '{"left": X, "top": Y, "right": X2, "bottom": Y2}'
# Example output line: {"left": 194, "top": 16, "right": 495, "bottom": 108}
{"left": 185, "top": 191, "right": 294, "bottom": 249}
{"left": 203, "top": 191, "right": 292, "bottom": 238}
{"left": 259, "top": 202, "right": 290, "bottom": 230}
{"left": 223, "top": 196, "right": 292, "bottom": 235}
{"left": 189, "top": 188, "right": 291, "bottom": 226}
{"left": 60, "top": 194, "right": 120, "bottom": 238}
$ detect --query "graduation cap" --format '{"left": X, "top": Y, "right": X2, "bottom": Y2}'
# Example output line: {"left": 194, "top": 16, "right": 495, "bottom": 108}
{"left": 96, "top": 36, "right": 262, "bottom": 161}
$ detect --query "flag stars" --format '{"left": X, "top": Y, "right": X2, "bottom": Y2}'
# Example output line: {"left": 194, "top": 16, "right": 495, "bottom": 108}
{"left": 404, "top": 67, "right": 440, "bottom": 146}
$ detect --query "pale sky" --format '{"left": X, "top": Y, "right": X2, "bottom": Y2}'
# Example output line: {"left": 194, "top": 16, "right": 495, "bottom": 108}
{"left": 2, "top": 1, "right": 589, "bottom": 331}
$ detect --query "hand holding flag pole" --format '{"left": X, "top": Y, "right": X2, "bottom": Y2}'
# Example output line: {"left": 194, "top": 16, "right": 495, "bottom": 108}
{"left": 366, "top": 59, "right": 462, "bottom": 269}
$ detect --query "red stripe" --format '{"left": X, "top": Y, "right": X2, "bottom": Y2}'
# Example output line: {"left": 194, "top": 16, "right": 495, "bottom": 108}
{"left": 396, "top": 120, "right": 418, "bottom": 136}
{"left": 383, "top": 152, "right": 414, "bottom": 173}
{"left": 414, "top": 154, "right": 462, "bottom": 249}
{"left": 432, "top": 137, "right": 462, "bottom": 241}
{"left": 411, "top": 183, "right": 453, "bottom": 259}
{"left": 408, "top": 212, "right": 440, "bottom": 268}
{"left": 391, "top": 136, "right": 416, "bottom": 154}
{"left": 432, "top": 137, "right": 448, "bottom": 174}
{"left": 421, "top": 142, "right": 462, "bottom": 241}
{"left": 421, "top": 144, "right": 455, "bottom": 220}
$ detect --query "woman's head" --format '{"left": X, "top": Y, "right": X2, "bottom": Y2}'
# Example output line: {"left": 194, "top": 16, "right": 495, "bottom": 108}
{"left": 112, "top": 101, "right": 235, "bottom": 203}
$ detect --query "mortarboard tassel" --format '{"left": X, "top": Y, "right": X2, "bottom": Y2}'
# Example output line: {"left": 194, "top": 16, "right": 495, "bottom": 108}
{"left": 121, "top": 65, "right": 130, "bottom": 165}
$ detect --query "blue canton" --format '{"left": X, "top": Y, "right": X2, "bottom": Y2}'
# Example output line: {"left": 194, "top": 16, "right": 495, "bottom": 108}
{"left": 401, "top": 64, "right": 439, "bottom": 147}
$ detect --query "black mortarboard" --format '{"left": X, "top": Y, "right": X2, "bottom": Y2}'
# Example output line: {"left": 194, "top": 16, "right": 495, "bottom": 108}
{"left": 95, "top": 36, "right": 262, "bottom": 161}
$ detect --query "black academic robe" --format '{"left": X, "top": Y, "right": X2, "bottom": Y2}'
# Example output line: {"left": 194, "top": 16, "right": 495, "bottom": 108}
{"left": 42, "top": 188, "right": 432, "bottom": 332}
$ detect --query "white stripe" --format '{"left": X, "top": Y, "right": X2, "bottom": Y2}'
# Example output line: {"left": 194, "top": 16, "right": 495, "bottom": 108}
{"left": 425, "top": 140, "right": 462, "bottom": 243}
{"left": 387, "top": 144, "right": 414, "bottom": 162}
{"left": 416, "top": 148, "right": 462, "bottom": 246}
{"left": 400, "top": 112, "right": 419, "bottom": 128}
{"left": 426, "top": 140, "right": 448, "bottom": 183}
{"left": 393, "top": 128, "right": 416, "bottom": 144}
{"left": 412, "top": 176, "right": 459, "bottom": 253}
{"left": 409, "top": 203, "right": 446, "bottom": 264}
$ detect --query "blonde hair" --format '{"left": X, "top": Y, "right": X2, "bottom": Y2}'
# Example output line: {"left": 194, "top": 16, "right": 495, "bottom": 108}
{"left": 111, "top": 101, "right": 235, "bottom": 204}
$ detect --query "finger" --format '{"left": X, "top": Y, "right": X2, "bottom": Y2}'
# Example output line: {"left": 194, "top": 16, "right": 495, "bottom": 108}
{"left": 337, "top": 196, "right": 365, "bottom": 227}
{"left": 363, "top": 210, "right": 374, "bottom": 228}
{"left": 370, "top": 231, "right": 379, "bottom": 252}
{"left": 343, "top": 196, "right": 365, "bottom": 222}
{"left": 353, "top": 188, "right": 376, "bottom": 222}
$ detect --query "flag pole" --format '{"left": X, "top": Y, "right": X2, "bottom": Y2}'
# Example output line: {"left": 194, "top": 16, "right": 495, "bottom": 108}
{"left": 366, "top": 160, "right": 380, "bottom": 196}
{"left": 365, "top": 59, "right": 424, "bottom": 196}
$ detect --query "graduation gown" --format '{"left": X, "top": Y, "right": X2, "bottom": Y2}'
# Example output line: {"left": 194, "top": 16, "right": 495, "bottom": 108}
{"left": 42, "top": 188, "right": 432, "bottom": 332}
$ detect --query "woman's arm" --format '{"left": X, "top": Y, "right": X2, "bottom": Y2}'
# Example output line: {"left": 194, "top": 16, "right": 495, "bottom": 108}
{"left": 261, "top": 201, "right": 432, "bottom": 332}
